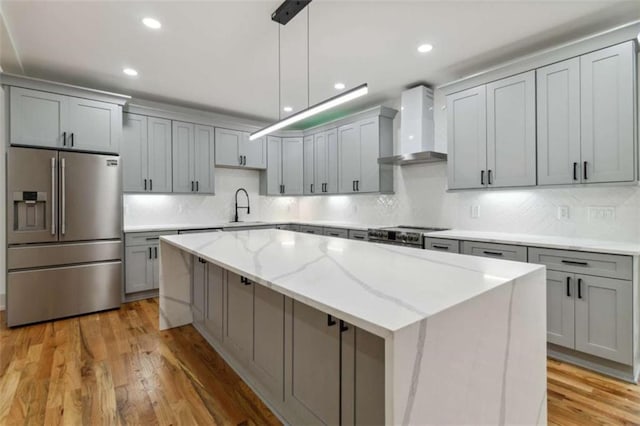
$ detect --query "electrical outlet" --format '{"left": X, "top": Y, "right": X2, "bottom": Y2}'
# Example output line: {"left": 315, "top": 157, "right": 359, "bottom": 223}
{"left": 588, "top": 206, "right": 616, "bottom": 222}
{"left": 557, "top": 206, "right": 569, "bottom": 220}
{"left": 471, "top": 205, "right": 480, "bottom": 219}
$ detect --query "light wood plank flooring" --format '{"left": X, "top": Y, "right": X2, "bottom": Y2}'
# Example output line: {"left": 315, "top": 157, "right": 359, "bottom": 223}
{"left": 1, "top": 298, "right": 639, "bottom": 425}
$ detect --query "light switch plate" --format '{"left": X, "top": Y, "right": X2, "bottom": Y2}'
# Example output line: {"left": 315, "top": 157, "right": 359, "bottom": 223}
{"left": 471, "top": 205, "right": 480, "bottom": 219}
{"left": 557, "top": 206, "right": 569, "bottom": 220}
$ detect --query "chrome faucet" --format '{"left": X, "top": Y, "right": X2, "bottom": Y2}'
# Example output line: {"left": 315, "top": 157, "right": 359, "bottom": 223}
{"left": 234, "top": 188, "right": 250, "bottom": 222}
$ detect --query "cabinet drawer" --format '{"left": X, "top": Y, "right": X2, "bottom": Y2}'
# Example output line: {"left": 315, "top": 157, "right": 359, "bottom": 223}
{"left": 425, "top": 238, "right": 460, "bottom": 253}
{"left": 348, "top": 230, "right": 368, "bottom": 241}
{"left": 461, "top": 241, "right": 527, "bottom": 262}
{"left": 323, "top": 227, "right": 348, "bottom": 239}
{"left": 528, "top": 247, "right": 632, "bottom": 280}
{"left": 299, "top": 225, "right": 322, "bottom": 235}
{"left": 125, "top": 230, "right": 177, "bottom": 247}
{"left": 276, "top": 224, "right": 300, "bottom": 232}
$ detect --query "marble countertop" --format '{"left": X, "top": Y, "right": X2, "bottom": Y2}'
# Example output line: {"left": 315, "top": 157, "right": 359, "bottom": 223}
{"left": 124, "top": 220, "right": 385, "bottom": 233}
{"left": 161, "top": 229, "right": 542, "bottom": 337}
{"left": 425, "top": 230, "right": 640, "bottom": 256}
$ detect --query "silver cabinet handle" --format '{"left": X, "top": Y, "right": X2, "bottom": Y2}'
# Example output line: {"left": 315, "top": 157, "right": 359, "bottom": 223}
{"left": 51, "top": 157, "right": 56, "bottom": 235}
{"left": 61, "top": 158, "right": 66, "bottom": 235}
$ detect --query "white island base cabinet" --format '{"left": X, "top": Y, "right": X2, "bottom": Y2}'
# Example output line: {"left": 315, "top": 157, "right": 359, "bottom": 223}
{"left": 159, "top": 234, "right": 547, "bottom": 425}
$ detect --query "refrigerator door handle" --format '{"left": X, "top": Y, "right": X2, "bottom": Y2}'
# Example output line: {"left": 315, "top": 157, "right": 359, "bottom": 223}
{"left": 51, "top": 157, "right": 56, "bottom": 236}
{"left": 61, "top": 158, "right": 66, "bottom": 235}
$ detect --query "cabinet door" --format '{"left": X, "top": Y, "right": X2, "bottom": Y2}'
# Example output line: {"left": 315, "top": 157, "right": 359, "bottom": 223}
{"left": 193, "top": 125, "right": 216, "bottom": 194}
{"left": 147, "top": 117, "right": 173, "bottom": 192}
{"left": 574, "top": 275, "right": 632, "bottom": 365}
{"left": 215, "top": 128, "right": 242, "bottom": 167}
{"left": 537, "top": 58, "right": 581, "bottom": 185}
{"left": 225, "top": 272, "right": 254, "bottom": 362}
{"left": 303, "top": 135, "right": 315, "bottom": 194}
{"left": 68, "top": 97, "right": 120, "bottom": 154}
{"left": 282, "top": 137, "right": 303, "bottom": 195}
{"left": 314, "top": 132, "right": 327, "bottom": 192}
{"left": 580, "top": 41, "right": 635, "bottom": 183}
{"left": 9, "top": 87, "right": 68, "bottom": 148}
{"left": 252, "top": 284, "right": 285, "bottom": 399}
{"left": 265, "top": 136, "right": 282, "bottom": 195}
{"left": 357, "top": 117, "right": 380, "bottom": 193}
{"left": 341, "top": 325, "right": 386, "bottom": 426}
{"left": 546, "top": 271, "right": 575, "bottom": 349}
{"left": 205, "top": 263, "right": 224, "bottom": 341}
{"left": 446, "top": 86, "right": 487, "bottom": 189}
{"left": 122, "top": 113, "right": 148, "bottom": 192}
{"left": 240, "top": 133, "right": 266, "bottom": 169}
{"left": 125, "top": 245, "right": 153, "bottom": 293}
{"left": 486, "top": 71, "right": 536, "bottom": 188}
{"left": 192, "top": 257, "right": 207, "bottom": 323}
{"left": 338, "top": 123, "right": 360, "bottom": 193}
{"left": 325, "top": 128, "right": 339, "bottom": 194}
{"left": 172, "top": 121, "right": 195, "bottom": 193}
{"left": 286, "top": 300, "right": 340, "bottom": 425}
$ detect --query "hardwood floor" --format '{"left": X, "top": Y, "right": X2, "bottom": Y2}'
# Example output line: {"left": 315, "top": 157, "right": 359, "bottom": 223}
{"left": 0, "top": 299, "right": 638, "bottom": 425}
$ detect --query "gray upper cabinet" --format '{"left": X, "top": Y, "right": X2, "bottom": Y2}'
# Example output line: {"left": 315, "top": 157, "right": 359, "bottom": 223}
{"left": 215, "top": 128, "right": 242, "bottom": 167}
{"left": 303, "top": 135, "right": 315, "bottom": 194}
{"left": 9, "top": 87, "right": 68, "bottom": 148}
{"left": 67, "top": 96, "right": 121, "bottom": 154}
{"left": 537, "top": 41, "right": 635, "bottom": 186}
{"left": 123, "top": 114, "right": 172, "bottom": 193}
{"left": 172, "top": 121, "right": 195, "bottom": 193}
{"left": 486, "top": 71, "right": 536, "bottom": 188}
{"left": 574, "top": 274, "right": 632, "bottom": 365}
{"left": 580, "top": 41, "right": 635, "bottom": 184}
{"left": 264, "top": 136, "right": 283, "bottom": 195}
{"left": 314, "top": 129, "right": 338, "bottom": 194}
{"left": 215, "top": 128, "right": 265, "bottom": 169}
{"left": 122, "top": 113, "right": 149, "bottom": 192}
{"left": 338, "top": 116, "right": 390, "bottom": 194}
{"left": 537, "top": 57, "right": 581, "bottom": 185}
{"left": 262, "top": 136, "right": 303, "bottom": 196}
{"left": 9, "top": 87, "right": 121, "bottom": 154}
{"left": 281, "top": 137, "right": 303, "bottom": 195}
{"left": 172, "top": 121, "right": 215, "bottom": 194}
{"left": 447, "top": 86, "right": 487, "bottom": 190}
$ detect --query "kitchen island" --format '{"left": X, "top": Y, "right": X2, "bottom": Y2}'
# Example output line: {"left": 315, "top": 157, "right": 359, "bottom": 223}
{"left": 159, "top": 229, "right": 547, "bottom": 425}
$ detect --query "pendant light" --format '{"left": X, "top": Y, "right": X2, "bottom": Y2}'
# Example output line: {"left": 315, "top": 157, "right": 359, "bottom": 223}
{"left": 250, "top": 4, "right": 368, "bottom": 140}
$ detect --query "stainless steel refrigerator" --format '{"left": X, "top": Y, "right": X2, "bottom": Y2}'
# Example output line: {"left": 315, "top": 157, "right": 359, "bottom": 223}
{"left": 6, "top": 147, "right": 122, "bottom": 326}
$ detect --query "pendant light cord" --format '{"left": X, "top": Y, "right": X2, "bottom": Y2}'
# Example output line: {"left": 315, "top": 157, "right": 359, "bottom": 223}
{"left": 278, "top": 23, "right": 281, "bottom": 120}
{"left": 307, "top": 7, "right": 310, "bottom": 109}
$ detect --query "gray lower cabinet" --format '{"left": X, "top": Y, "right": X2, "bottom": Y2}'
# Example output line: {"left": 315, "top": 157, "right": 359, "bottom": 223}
{"left": 225, "top": 272, "right": 254, "bottom": 363}
{"left": 461, "top": 241, "right": 527, "bottom": 262}
{"left": 546, "top": 270, "right": 575, "bottom": 348}
{"left": 324, "top": 227, "right": 349, "bottom": 239}
{"left": 123, "top": 113, "right": 172, "bottom": 192}
{"left": 205, "top": 262, "right": 224, "bottom": 341}
{"left": 172, "top": 121, "right": 215, "bottom": 194}
{"left": 192, "top": 256, "right": 207, "bottom": 323}
{"left": 276, "top": 224, "right": 300, "bottom": 232}
{"left": 9, "top": 86, "right": 121, "bottom": 154}
{"left": 299, "top": 225, "right": 322, "bottom": 235}
{"left": 125, "top": 245, "right": 155, "bottom": 293}
{"left": 424, "top": 237, "right": 460, "bottom": 253}
{"left": 348, "top": 230, "right": 368, "bottom": 241}
{"left": 284, "top": 300, "right": 385, "bottom": 425}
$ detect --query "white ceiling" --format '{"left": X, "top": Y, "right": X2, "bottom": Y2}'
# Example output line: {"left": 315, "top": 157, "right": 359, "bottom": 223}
{"left": 1, "top": 0, "right": 639, "bottom": 123}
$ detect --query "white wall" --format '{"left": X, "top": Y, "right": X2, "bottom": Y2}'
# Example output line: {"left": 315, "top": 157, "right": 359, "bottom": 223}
{"left": 123, "top": 168, "right": 298, "bottom": 227}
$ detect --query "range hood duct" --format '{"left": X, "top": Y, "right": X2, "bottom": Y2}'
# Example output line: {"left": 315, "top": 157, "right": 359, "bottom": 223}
{"left": 378, "top": 85, "right": 447, "bottom": 165}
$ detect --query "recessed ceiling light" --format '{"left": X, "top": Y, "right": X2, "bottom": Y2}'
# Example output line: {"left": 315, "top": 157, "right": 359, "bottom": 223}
{"left": 334, "top": 82, "right": 345, "bottom": 90}
{"left": 142, "top": 17, "right": 161, "bottom": 29}
{"left": 283, "top": 106, "right": 293, "bottom": 112}
{"left": 123, "top": 68, "right": 138, "bottom": 76}
{"left": 417, "top": 43, "right": 433, "bottom": 53}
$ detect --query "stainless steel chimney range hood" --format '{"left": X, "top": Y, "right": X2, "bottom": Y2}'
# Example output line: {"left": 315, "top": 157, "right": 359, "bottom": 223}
{"left": 378, "top": 85, "right": 447, "bottom": 166}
